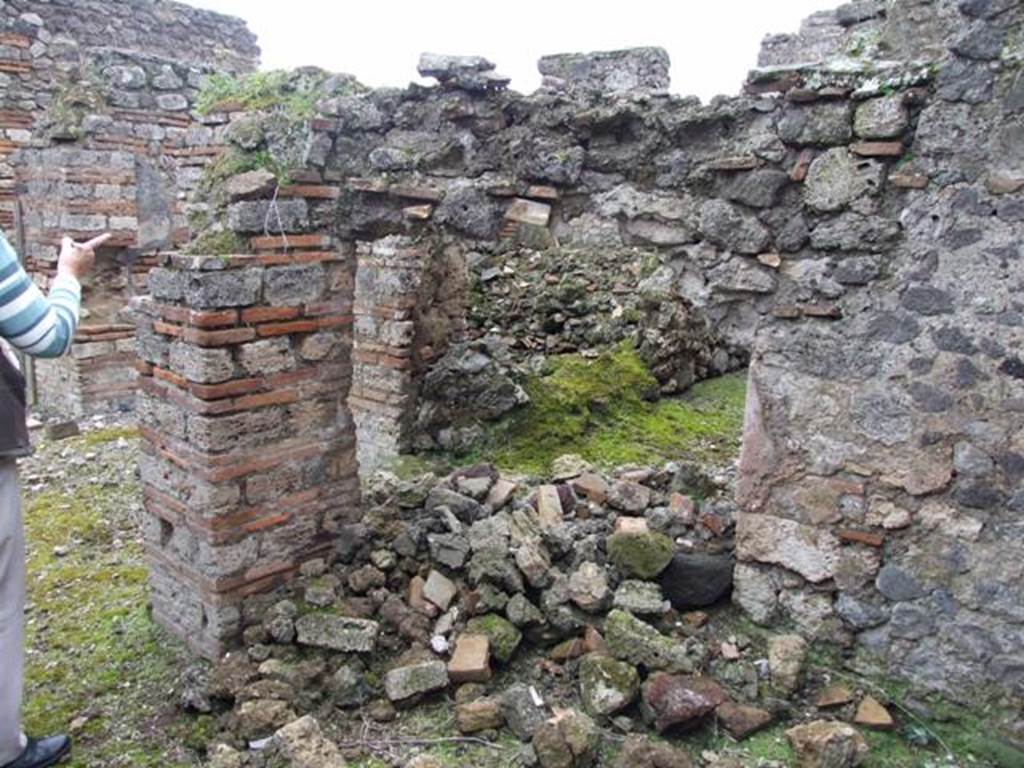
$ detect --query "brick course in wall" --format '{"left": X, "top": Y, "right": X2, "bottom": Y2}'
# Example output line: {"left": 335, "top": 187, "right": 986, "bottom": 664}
{"left": 1, "top": 0, "right": 258, "bottom": 417}
{"left": 135, "top": 219, "right": 359, "bottom": 656}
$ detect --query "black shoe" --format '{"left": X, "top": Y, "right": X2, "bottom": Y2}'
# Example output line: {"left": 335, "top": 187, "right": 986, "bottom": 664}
{"left": 1, "top": 736, "right": 71, "bottom": 768}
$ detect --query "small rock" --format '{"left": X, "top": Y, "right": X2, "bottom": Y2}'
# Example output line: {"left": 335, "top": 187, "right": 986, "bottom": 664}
{"left": 607, "top": 531, "right": 675, "bottom": 579}
{"left": 604, "top": 609, "right": 699, "bottom": 673}
{"left": 854, "top": 696, "right": 895, "bottom": 730}
{"left": 488, "top": 478, "right": 518, "bottom": 510}
{"left": 383, "top": 660, "right": 449, "bottom": 702}
{"left": 367, "top": 699, "right": 397, "bottom": 722}
{"left": 613, "top": 580, "right": 671, "bottom": 616}
{"left": 503, "top": 684, "right": 549, "bottom": 741}
{"left": 269, "top": 715, "right": 346, "bottom": 768}
{"left": 550, "top": 638, "right": 586, "bottom": 662}
{"left": 716, "top": 702, "right": 773, "bottom": 739}
{"left": 45, "top": 421, "right": 80, "bottom": 441}
{"left": 552, "top": 454, "right": 592, "bottom": 481}
{"left": 348, "top": 564, "right": 386, "bottom": 594}
{"left": 573, "top": 473, "right": 610, "bottom": 504}
{"left": 224, "top": 169, "right": 277, "bottom": 201}
{"left": 768, "top": 634, "right": 808, "bottom": 694}
{"left": 466, "top": 614, "right": 523, "bottom": 663}
{"left": 516, "top": 538, "right": 554, "bottom": 589}
{"left": 457, "top": 695, "right": 505, "bottom": 734}
{"left": 579, "top": 655, "right": 640, "bottom": 716}
{"left": 506, "top": 593, "right": 545, "bottom": 627}
{"left": 428, "top": 532, "right": 471, "bottom": 569}
{"left": 370, "top": 548, "right": 397, "bottom": 570}
{"left": 568, "top": 562, "right": 612, "bottom": 613}
{"left": 423, "top": 570, "right": 458, "bottom": 611}
{"left": 608, "top": 481, "right": 652, "bottom": 513}
{"left": 537, "top": 485, "right": 566, "bottom": 528}
{"left": 642, "top": 674, "right": 727, "bottom": 733}
{"left": 786, "top": 720, "right": 869, "bottom": 768}
{"left": 295, "top": 615, "right": 379, "bottom": 653}
{"left": 614, "top": 735, "right": 693, "bottom": 768}
{"left": 532, "top": 709, "right": 600, "bottom": 768}
{"left": 816, "top": 683, "right": 854, "bottom": 708}
{"left": 235, "top": 699, "right": 295, "bottom": 741}
{"left": 659, "top": 552, "right": 734, "bottom": 609}
{"left": 328, "top": 664, "right": 368, "bottom": 708}
{"left": 448, "top": 634, "right": 492, "bottom": 683}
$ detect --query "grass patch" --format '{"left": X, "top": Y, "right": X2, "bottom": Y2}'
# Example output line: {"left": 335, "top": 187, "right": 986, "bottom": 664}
{"left": 470, "top": 343, "right": 746, "bottom": 475}
{"left": 21, "top": 436, "right": 201, "bottom": 767}
{"left": 196, "top": 69, "right": 365, "bottom": 116}
{"left": 74, "top": 424, "right": 139, "bottom": 448}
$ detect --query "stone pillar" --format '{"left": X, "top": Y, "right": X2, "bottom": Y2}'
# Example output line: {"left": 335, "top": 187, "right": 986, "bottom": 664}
{"left": 349, "top": 236, "right": 425, "bottom": 471}
{"left": 134, "top": 237, "right": 358, "bottom": 657}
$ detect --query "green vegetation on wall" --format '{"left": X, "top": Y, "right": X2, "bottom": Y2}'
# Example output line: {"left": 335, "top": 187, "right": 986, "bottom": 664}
{"left": 195, "top": 68, "right": 365, "bottom": 116}
{"left": 473, "top": 343, "right": 747, "bottom": 475}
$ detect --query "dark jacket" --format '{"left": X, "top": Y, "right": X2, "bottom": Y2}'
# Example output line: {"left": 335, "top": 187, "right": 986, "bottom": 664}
{"left": 0, "top": 351, "right": 31, "bottom": 458}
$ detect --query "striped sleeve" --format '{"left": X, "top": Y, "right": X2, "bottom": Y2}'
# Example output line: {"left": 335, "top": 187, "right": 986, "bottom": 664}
{"left": 0, "top": 230, "right": 81, "bottom": 359}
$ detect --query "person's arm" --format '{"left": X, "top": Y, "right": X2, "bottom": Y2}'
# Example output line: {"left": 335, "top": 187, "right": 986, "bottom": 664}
{"left": 0, "top": 230, "right": 108, "bottom": 359}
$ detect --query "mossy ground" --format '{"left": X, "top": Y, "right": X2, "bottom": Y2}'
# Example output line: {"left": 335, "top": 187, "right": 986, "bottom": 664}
{"left": 468, "top": 344, "right": 747, "bottom": 476}
{"left": 20, "top": 426, "right": 204, "bottom": 767}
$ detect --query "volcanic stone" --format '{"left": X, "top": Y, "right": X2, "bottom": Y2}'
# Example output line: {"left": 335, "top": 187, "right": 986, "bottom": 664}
{"left": 607, "top": 531, "right": 675, "bottom": 579}
{"left": 642, "top": 674, "right": 727, "bottom": 733}
{"left": 502, "top": 684, "right": 548, "bottom": 741}
{"left": 383, "top": 660, "right": 449, "bottom": 702}
{"left": 466, "top": 614, "right": 522, "bottom": 664}
{"left": 294, "top": 615, "right": 378, "bottom": 653}
{"left": 716, "top": 702, "right": 773, "bottom": 739}
{"left": 769, "top": 634, "right": 808, "bottom": 694}
{"left": 659, "top": 552, "right": 734, "bottom": 609}
{"left": 423, "top": 570, "right": 458, "bottom": 611}
{"left": 457, "top": 695, "right": 505, "bottom": 734}
{"left": 532, "top": 709, "right": 600, "bottom": 768}
{"left": 568, "top": 562, "right": 612, "bottom": 613}
{"left": 607, "top": 481, "right": 652, "bottom": 513}
{"left": 785, "top": 720, "right": 869, "bottom": 768}
{"left": 613, "top": 580, "right": 671, "bottom": 615}
{"left": 604, "top": 609, "right": 698, "bottom": 673}
{"left": 578, "top": 655, "right": 640, "bottom": 716}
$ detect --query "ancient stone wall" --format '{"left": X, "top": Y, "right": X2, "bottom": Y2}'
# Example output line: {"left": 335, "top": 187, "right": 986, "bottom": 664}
{"left": 1, "top": 0, "right": 258, "bottom": 416}
{"left": 736, "top": 0, "right": 1024, "bottom": 699}
{"left": 134, "top": 0, "right": 1024, "bottom": 699}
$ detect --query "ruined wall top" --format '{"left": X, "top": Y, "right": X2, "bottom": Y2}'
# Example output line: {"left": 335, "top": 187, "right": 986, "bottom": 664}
{"left": 757, "top": 0, "right": 973, "bottom": 67}
{"left": 1, "top": 0, "right": 259, "bottom": 74}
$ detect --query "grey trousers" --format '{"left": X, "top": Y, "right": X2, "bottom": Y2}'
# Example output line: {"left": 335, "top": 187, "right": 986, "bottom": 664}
{"left": 0, "top": 459, "right": 26, "bottom": 764}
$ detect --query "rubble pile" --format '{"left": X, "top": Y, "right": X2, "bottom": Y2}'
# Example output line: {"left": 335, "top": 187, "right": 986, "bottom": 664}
{"left": 187, "top": 459, "right": 900, "bottom": 768}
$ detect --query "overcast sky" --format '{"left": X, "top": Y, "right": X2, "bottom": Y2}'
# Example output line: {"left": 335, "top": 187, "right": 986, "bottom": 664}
{"left": 189, "top": 1, "right": 830, "bottom": 101}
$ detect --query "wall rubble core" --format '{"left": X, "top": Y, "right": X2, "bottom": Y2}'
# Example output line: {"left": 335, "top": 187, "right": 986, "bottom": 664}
{"left": 3, "top": 0, "right": 1021, "bottom": 701}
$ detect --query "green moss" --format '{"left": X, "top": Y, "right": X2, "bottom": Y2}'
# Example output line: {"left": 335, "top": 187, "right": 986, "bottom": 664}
{"left": 465, "top": 614, "right": 522, "bottom": 664}
{"left": 197, "top": 149, "right": 290, "bottom": 200}
{"left": 182, "top": 228, "right": 246, "bottom": 256}
{"left": 607, "top": 531, "right": 675, "bottom": 579}
{"left": 22, "top": 441, "right": 200, "bottom": 767}
{"left": 74, "top": 424, "right": 139, "bottom": 447}
{"left": 473, "top": 344, "right": 746, "bottom": 475}
{"left": 196, "top": 69, "right": 365, "bottom": 116}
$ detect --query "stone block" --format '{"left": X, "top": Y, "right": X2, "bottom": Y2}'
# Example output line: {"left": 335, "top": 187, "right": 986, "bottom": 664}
{"left": 448, "top": 634, "right": 492, "bottom": 683}
{"left": 294, "top": 614, "right": 379, "bottom": 653}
